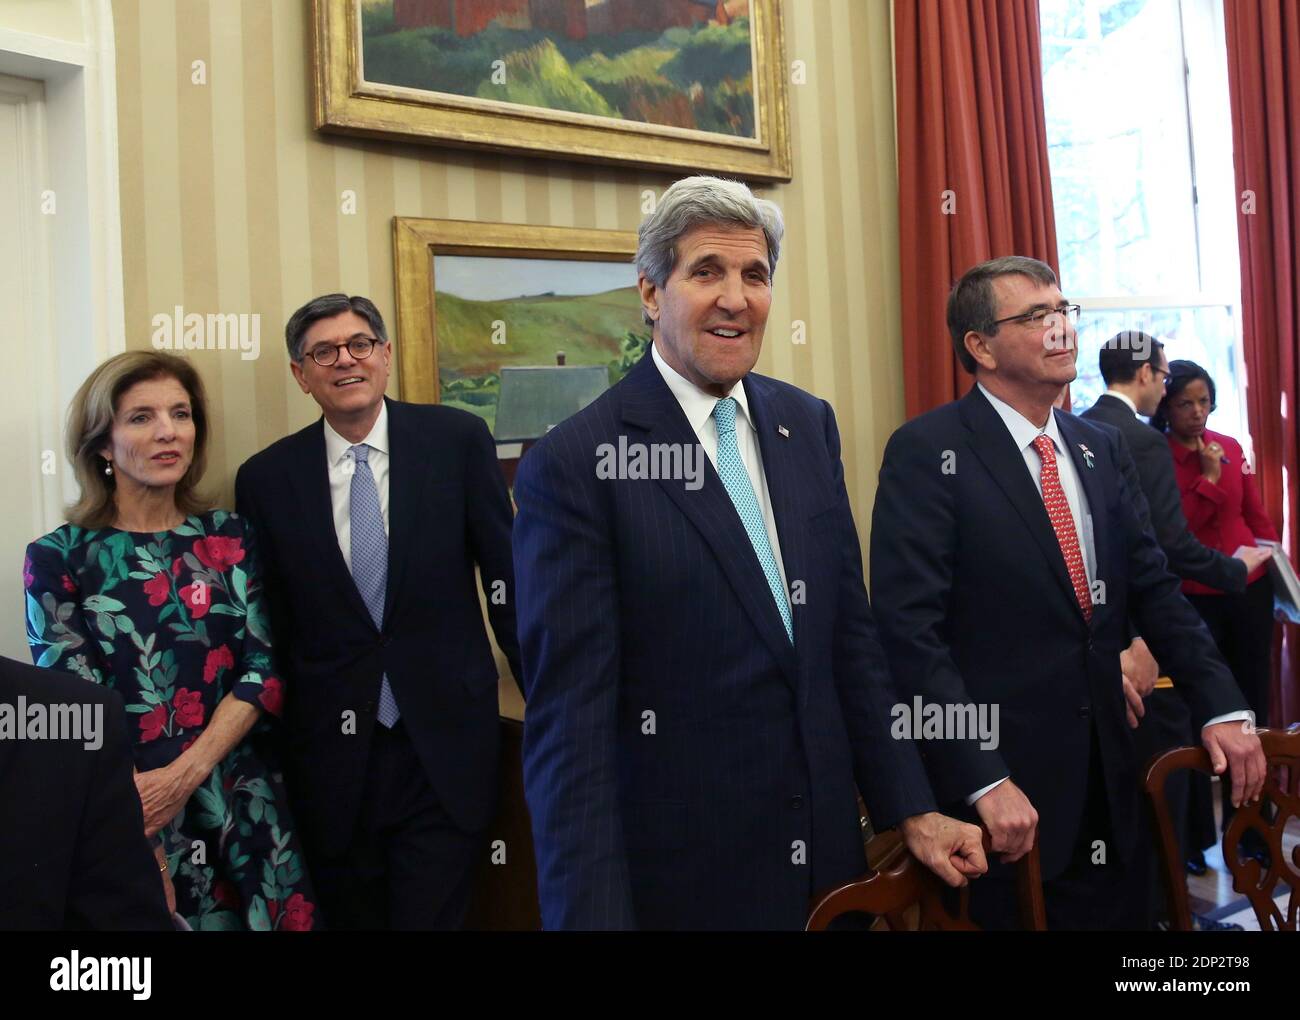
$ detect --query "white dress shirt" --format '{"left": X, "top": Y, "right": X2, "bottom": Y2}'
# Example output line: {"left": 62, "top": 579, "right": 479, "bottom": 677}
{"left": 651, "top": 343, "right": 789, "bottom": 596}
{"left": 323, "top": 401, "right": 390, "bottom": 569}
{"left": 1104, "top": 389, "right": 1139, "bottom": 415}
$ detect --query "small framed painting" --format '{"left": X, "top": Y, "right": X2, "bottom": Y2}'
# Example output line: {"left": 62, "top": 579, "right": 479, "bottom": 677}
{"left": 393, "top": 217, "right": 648, "bottom": 484}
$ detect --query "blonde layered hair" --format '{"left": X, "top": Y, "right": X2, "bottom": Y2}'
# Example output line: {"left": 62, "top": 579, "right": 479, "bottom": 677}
{"left": 66, "top": 351, "right": 211, "bottom": 528}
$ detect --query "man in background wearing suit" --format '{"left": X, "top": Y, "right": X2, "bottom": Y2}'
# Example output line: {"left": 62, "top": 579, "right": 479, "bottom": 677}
{"left": 870, "top": 257, "right": 1266, "bottom": 929}
{"left": 1081, "top": 334, "right": 1271, "bottom": 926}
{"left": 513, "top": 176, "right": 986, "bottom": 931}
{"left": 236, "top": 294, "right": 522, "bottom": 930}
{"left": 1, "top": 654, "right": 171, "bottom": 929}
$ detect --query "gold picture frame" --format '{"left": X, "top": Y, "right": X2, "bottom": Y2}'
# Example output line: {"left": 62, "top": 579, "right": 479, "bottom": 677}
{"left": 393, "top": 216, "right": 640, "bottom": 406}
{"left": 314, "top": 0, "right": 792, "bottom": 182}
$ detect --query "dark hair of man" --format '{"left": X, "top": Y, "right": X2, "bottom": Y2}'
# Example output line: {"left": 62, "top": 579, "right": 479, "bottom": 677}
{"left": 946, "top": 256, "right": 1059, "bottom": 374}
{"left": 284, "top": 294, "right": 388, "bottom": 362}
{"left": 1098, "top": 332, "right": 1164, "bottom": 385}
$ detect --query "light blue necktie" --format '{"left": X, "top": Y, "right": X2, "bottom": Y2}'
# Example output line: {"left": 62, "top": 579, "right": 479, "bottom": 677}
{"left": 349, "top": 444, "right": 400, "bottom": 727}
{"left": 712, "top": 398, "right": 793, "bottom": 643}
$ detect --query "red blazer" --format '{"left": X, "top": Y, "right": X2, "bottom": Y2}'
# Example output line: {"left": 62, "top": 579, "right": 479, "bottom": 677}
{"left": 1167, "top": 427, "right": 1278, "bottom": 595}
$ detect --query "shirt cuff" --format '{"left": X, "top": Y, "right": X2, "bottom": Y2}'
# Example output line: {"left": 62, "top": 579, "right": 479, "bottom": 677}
{"left": 966, "top": 776, "right": 1009, "bottom": 805}
{"left": 1201, "top": 710, "right": 1255, "bottom": 730}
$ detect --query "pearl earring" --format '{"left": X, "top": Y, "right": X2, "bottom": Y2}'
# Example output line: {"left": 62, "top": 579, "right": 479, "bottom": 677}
{"left": 104, "top": 462, "right": 113, "bottom": 476}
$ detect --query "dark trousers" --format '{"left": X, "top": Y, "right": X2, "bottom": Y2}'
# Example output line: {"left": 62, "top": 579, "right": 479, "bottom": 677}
{"left": 1132, "top": 687, "right": 1193, "bottom": 926}
{"left": 967, "top": 726, "right": 1146, "bottom": 931}
{"left": 1186, "top": 576, "right": 1275, "bottom": 853}
{"left": 309, "top": 721, "right": 483, "bottom": 930}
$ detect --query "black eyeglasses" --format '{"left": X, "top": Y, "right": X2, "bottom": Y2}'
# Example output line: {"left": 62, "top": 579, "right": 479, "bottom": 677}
{"left": 990, "top": 304, "right": 1082, "bottom": 328}
{"left": 303, "top": 336, "right": 383, "bottom": 366}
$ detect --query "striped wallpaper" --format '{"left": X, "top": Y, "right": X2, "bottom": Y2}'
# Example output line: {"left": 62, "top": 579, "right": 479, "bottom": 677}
{"left": 111, "top": 0, "right": 905, "bottom": 535}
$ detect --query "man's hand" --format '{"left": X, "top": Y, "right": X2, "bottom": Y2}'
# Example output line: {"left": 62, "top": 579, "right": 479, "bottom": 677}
{"left": 899, "top": 812, "right": 987, "bottom": 888}
{"left": 1202, "top": 720, "right": 1267, "bottom": 808}
{"left": 1120, "top": 636, "right": 1158, "bottom": 698}
{"left": 1122, "top": 675, "right": 1145, "bottom": 728}
{"left": 1233, "top": 544, "right": 1272, "bottom": 573}
{"left": 973, "top": 779, "right": 1038, "bottom": 862}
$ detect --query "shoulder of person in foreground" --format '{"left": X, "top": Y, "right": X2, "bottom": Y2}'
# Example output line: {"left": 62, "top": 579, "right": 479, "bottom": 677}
{"left": 0, "top": 655, "right": 172, "bottom": 930}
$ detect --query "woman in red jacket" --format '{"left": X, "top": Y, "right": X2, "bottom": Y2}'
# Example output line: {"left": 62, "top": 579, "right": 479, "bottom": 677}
{"left": 1152, "top": 359, "right": 1278, "bottom": 869}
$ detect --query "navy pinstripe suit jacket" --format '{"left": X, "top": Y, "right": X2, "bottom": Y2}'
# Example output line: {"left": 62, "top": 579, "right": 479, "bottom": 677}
{"left": 513, "top": 352, "right": 937, "bottom": 930}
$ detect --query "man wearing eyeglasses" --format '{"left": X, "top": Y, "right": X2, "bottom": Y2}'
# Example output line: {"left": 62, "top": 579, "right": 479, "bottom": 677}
{"left": 869, "top": 257, "right": 1265, "bottom": 929}
{"left": 235, "top": 294, "right": 522, "bottom": 929}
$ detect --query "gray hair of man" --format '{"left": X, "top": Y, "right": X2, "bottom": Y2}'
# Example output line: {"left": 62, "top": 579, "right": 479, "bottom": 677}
{"left": 946, "top": 255, "right": 1059, "bottom": 374}
{"left": 635, "top": 175, "right": 785, "bottom": 327}
{"left": 284, "top": 293, "right": 389, "bottom": 362}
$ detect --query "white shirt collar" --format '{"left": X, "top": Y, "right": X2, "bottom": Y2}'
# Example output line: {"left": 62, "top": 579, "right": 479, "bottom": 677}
{"left": 323, "top": 400, "right": 389, "bottom": 467}
{"left": 651, "top": 342, "right": 753, "bottom": 433}
{"left": 1104, "top": 389, "right": 1139, "bottom": 415}
{"left": 977, "top": 382, "right": 1066, "bottom": 455}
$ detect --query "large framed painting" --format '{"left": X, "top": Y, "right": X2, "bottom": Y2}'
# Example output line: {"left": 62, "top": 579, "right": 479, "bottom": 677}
{"left": 393, "top": 217, "right": 646, "bottom": 484}
{"left": 314, "top": 0, "right": 791, "bottom": 181}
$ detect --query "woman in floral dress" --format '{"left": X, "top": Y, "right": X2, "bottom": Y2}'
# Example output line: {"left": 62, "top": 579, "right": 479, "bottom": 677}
{"left": 24, "top": 351, "right": 317, "bottom": 931}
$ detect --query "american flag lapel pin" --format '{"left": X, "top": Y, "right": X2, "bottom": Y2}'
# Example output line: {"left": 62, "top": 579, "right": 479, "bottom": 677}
{"left": 778, "top": 425, "right": 790, "bottom": 438}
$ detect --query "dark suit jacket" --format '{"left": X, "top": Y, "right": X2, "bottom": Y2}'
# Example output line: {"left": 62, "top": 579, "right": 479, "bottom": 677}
{"left": 235, "top": 398, "right": 522, "bottom": 856}
{"left": 0, "top": 656, "right": 170, "bottom": 929}
{"left": 869, "top": 386, "right": 1246, "bottom": 879}
{"left": 1081, "top": 394, "right": 1246, "bottom": 593}
{"left": 513, "top": 352, "right": 936, "bottom": 930}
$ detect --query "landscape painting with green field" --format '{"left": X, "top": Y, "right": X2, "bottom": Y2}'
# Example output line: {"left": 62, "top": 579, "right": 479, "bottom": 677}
{"left": 433, "top": 255, "right": 649, "bottom": 452}
{"left": 361, "top": 0, "right": 758, "bottom": 138}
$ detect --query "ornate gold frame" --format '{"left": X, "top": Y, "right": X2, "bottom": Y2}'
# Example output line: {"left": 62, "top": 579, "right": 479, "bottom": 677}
{"left": 313, "top": 0, "right": 792, "bottom": 182}
{"left": 393, "top": 217, "right": 640, "bottom": 403}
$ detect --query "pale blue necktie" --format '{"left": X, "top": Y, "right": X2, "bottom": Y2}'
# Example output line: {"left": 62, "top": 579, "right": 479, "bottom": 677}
{"left": 349, "top": 444, "right": 400, "bottom": 727}
{"left": 712, "top": 398, "right": 793, "bottom": 642}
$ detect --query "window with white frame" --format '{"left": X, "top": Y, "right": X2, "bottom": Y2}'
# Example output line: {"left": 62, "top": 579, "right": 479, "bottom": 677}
{"left": 1040, "top": 0, "right": 1248, "bottom": 443}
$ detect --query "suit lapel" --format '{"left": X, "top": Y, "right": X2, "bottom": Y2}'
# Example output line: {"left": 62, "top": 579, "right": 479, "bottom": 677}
{"left": 383, "top": 399, "right": 426, "bottom": 626}
{"left": 291, "top": 419, "right": 376, "bottom": 631}
{"left": 959, "top": 389, "right": 1082, "bottom": 615}
{"left": 620, "top": 356, "right": 799, "bottom": 688}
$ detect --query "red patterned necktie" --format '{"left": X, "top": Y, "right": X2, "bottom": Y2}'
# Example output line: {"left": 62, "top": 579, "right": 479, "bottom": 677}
{"left": 1031, "top": 434, "right": 1093, "bottom": 621}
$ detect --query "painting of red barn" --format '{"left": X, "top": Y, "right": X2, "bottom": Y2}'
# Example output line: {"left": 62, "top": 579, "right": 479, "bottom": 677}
{"left": 314, "top": 0, "right": 790, "bottom": 180}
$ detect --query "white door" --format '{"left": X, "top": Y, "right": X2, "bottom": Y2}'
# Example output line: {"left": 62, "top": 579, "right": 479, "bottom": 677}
{"left": 0, "top": 70, "right": 59, "bottom": 662}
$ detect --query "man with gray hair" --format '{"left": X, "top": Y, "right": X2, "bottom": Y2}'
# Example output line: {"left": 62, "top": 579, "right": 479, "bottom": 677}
{"left": 236, "top": 293, "right": 522, "bottom": 929}
{"left": 869, "top": 256, "right": 1265, "bottom": 928}
{"left": 513, "top": 175, "right": 986, "bottom": 930}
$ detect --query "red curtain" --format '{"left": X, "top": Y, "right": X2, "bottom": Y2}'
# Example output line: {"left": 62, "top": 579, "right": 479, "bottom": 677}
{"left": 895, "top": 0, "right": 1061, "bottom": 416}
{"left": 1224, "top": 1, "right": 1300, "bottom": 726}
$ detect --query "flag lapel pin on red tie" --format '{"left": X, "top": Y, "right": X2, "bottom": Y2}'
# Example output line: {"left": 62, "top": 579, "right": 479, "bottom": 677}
{"left": 1078, "top": 443, "right": 1094, "bottom": 468}
{"left": 778, "top": 425, "right": 789, "bottom": 438}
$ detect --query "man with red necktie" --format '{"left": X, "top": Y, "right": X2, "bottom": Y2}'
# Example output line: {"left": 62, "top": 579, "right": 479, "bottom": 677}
{"left": 869, "top": 256, "right": 1266, "bottom": 929}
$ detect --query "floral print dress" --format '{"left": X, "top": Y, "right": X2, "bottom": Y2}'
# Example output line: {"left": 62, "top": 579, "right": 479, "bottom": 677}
{"left": 24, "top": 510, "right": 317, "bottom": 931}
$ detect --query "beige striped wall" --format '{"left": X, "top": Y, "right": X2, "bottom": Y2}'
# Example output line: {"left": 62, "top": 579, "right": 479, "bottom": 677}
{"left": 110, "top": 0, "right": 905, "bottom": 550}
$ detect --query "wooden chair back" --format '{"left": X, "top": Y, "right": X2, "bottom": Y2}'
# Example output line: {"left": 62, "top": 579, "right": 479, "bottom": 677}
{"left": 1144, "top": 724, "right": 1300, "bottom": 931}
{"left": 805, "top": 828, "right": 1047, "bottom": 930}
